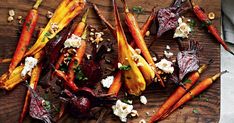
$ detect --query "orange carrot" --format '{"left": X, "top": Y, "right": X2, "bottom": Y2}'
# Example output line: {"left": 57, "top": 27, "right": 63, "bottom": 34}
{"left": 8, "top": 0, "right": 42, "bottom": 74}
{"left": 121, "top": 0, "right": 164, "bottom": 87}
{"left": 149, "top": 64, "right": 209, "bottom": 122}
{"left": 19, "top": 55, "right": 42, "bottom": 123}
{"left": 108, "top": 71, "right": 122, "bottom": 96}
{"left": 159, "top": 70, "right": 228, "bottom": 121}
{"left": 67, "top": 9, "right": 89, "bottom": 82}
{"left": 0, "top": 58, "right": 11, "bottom": 64}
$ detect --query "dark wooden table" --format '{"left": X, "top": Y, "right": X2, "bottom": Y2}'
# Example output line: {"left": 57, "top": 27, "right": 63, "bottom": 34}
{"left": 0, "top": 0, "right": 220, "bottom": 122}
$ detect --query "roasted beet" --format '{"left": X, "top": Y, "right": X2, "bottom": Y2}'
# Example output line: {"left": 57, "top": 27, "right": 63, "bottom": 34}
{"left": 69, "top": 96, "right": 91, "bottom": 116}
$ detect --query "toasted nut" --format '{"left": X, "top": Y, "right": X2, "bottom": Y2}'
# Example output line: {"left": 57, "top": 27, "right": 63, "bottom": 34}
{"left": 145, "top": 30, "right": 150, "bottom": 36}
{"left": 9, "top": 10, "right": 15, "bottom": 16}
{"left": 208, "top": 12, "right": 215, "bottom": 20}
{"left": 7, "top": 16, "right": 14, "bottom": 22}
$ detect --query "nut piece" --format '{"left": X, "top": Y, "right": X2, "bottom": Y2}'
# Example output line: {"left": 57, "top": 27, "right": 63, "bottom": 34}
{"left": 208, "top": 12, "right": 215, "bottom": 20}
{"left": 9, "top": 10, "right": 15, "bottom": 16}
{"left": 8, "top": 16, "right": 14, "bottom": 22}
{"left": 47, "top": 11, "right": 54, "bottom": 19}
{"left": 145, "top": 30, "right": 150, "bottom": 37}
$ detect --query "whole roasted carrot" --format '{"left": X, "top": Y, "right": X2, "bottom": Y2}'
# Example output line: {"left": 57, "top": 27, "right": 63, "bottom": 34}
{"left": 159, "top": 70, "right": 228, "bottom": 121}
{"left": 19, "top": 52, "right": 43, "bottom": 123}
{"left": 67, "top": 9, "right": 89, "bottom": 82}
{"left": 108, "top": 71, "right": 122, "bottom": 96}
{"left": 149, "top": 63, "right": 209, "bottom": 122}
{"left": 190, "top": 0, "right": 234, "bottom": 55}
{"left": 8, "top": 0, "right": 42, "bottom": 74}
{"left": 121, "top": 0, "right": 164, "bottom": 87}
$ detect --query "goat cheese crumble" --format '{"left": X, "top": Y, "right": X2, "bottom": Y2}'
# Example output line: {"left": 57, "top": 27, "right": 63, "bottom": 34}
{"left": 140, "top": 96, "right": 147, "bottom": 105}
{"left": 64, "top": 34, "right": 82, "bottom": 48}
{"left": 112, "top": 100, "right": 133, "bottom": 122}
{"left": 164, "top": 51, "right": 173, "bottom": 58}
{"left": 173, "top": 17, "right": 191, "bottom": 38}
{"left": 101, "top": 76, "right": 114, "bottom": 88}
{"left": 21, "top": 57, "right": 38, "bottom": 77}
{"left": 155, "top": 59, "right": 174, "bottom": 74}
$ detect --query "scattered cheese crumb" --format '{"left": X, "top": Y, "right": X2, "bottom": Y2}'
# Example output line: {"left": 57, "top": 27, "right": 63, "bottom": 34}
{"left": 166, "top": 45, "right": 170, "bottom": 50}
{"left": 118, "top": 63, "right": 123, "bottom": 68}
{"left": 47, "top": 11, "right": 54, "bottom": 19}
{"left": 86, "top": 54, "right": 92, "bottom": 60}
{"left": 132, "top": 54, "right": 139, "bottom": 61}
{"left": 130, "top": 110, "right": 139, "bottom": 117}
{"left": 64, "top": 34, "right": 82, "bottom": 48}
{"left": 152, "top": 57, "right": 157, "bottom": 62}
{"left": 140, "top": 95, "right": 147, "bottom": 105}
{"left": 112, "top": 100, "right": 134, "bottom": 122}
{"left": 101, "top": 76, "right": 114, "bottom": 88}
{"left": 155, "top": 59, "right": 174, "bottom": 74}
{"left": 137, "top": 62, "right": 144, "bottom": 67}
{"left": 208, "top": 12, "right": 215, "bottom": 20}
{"left": 145, "top": 31, "right": 150, "bottom": 37}
{"left": 135, "top": 48, "right": 141, "bottom": 54}
{"left": 164, "top": 51, "right": 173, "bottom": 58}
{"left": 21, "top": 57, "right": 38, "bottom": 77}
{"left": 173, "top": 17, "right": 191, "bottom": 39}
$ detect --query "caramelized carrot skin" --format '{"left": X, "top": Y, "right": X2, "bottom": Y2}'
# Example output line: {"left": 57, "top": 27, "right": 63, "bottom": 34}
{"left": 9, "top": 9, "right": 38, "bottom": 73}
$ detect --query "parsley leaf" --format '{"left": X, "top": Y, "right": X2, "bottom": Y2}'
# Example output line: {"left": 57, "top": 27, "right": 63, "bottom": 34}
{"left": 119, "top": 65, "right": 131, "bottom": 71}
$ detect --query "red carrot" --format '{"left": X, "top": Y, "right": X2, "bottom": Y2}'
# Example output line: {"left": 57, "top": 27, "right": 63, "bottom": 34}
{"left": 121, "top": 0, "right": 164, "bottom": 87}
{"left": 190, "top": 0, "right": 234, "bottom": 55}
{"left": 8, "top": 0, "right": 42, "bottom": 74}
{"left": 160, "top": 70, "right": 228, "bottom": 121}
{"left": 149, "top": 64, "right": 209, "bottom": 122}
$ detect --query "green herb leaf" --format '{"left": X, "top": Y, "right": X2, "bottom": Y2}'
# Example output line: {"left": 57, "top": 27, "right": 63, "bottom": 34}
{"left": 119, "top": 65, "right": 131, "bottom": 71}
{"left": 74, "top": 66, "right": 88, "bottom": 81}
{"left": 192, "top": 109, "right": 199, "bottom": 114}
{"left": 132, "top": 6, "right": 144, "bottom": 14}
{"left": 183, "top": 79, "right": 192, "bottom": 84}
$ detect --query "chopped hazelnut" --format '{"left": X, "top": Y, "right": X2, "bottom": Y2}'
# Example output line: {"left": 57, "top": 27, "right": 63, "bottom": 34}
{"left": 9, "top": 10, "right": 15, "bottom": 16}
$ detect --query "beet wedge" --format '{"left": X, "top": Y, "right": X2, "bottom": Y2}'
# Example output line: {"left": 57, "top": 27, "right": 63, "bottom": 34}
{"left": 113, "top": 0, "right": 146, "bottom": 96}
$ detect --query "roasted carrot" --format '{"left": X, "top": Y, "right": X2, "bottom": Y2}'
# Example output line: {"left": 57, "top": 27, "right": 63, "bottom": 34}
{"left": 54, "top": 69, "right": 78, "bottom": 92}
{"left": 19, "top": 54, "right": 43, "bottom": 123}
{"left": 121, "top": 0, "right": 164, "bottom": 87}
{"left": 67, "top": 9, "right": 89, "bottom": 82}
{"left": 0, "top": 50, "right": 44, "bottom": 91}
{"left": 190, "top": 0, "right": 234, "bottom": 55}
{"left": 24, "top": 0, "right": 86, "bottom": 56}
{"left": 108, "top": 71, "right": 122, "bottom": 96}
{"left": 113, "top": 0, "right": 146, "bottom": 96}
{"left": 149, "top": 63, "right": 209, "bottom": 122}
{"left": 0, "top": 58, "right": 11, "bottom": 64}
{"left": 159, "top": 70, "right": 228, "bottom": 121}
{"left": 8, "top": 0, "right": 42, "bottom": 74}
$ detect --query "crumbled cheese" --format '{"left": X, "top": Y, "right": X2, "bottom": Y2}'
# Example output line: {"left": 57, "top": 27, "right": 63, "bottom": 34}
{"left": 166, "top": 45, "right": 170, "bottom": 50}
{"left": 118, "top": 63, "right": 123, "bottom": 68}
{"left": 47, "top": 11, "right": 54, "bottom": 19}
{"left": 137, "top": 62, "right": 144, "bottom": 67}
{"left": 9, "top": 10, "right": 15, "bottom": 16}
{"left": 140, "top": 96, "right": 147, "bottom": 105}
{"left": 101, "top": 76, "right": 114, "bottom": 88}
{"left": 155, "top": 59, "right": 174, "bottom": 74}
{"left": 21, "top": 57, "right": 38, "bottom": 77}
{"left": 145, "top": 31, "right": 150, "bottom": 37}
{"left": 173, "top": 17, "right": 191, "bottom": 39}
{"left": 64, "top": 34, "right": 82, "bottom": 48}
{"left": 112, "top": 100, "right": 134, "bottom": 122}
{"left": 139, "top": 119, "right": 146, "bottom": 123}
{"left": 152, "top": 57, "right": 157, "bottom": 62}
{"left": 50, "top": 23, "right": 59, "bottom": 33}
{"left": 164, "top": 51, "right": 173, "bottom": 58}
{"left": 132, "top": 54, "right": 139, "bottom": 61}
{"left": 86, "top": 54, "right": 92, "bottom": 60}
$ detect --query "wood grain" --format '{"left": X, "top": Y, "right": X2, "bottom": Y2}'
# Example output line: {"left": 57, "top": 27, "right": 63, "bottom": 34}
{"left": 0, "top": 0, "right": 220, "bottom": 123}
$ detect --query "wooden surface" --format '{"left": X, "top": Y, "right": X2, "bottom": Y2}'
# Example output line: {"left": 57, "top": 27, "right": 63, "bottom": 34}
{"left": 0, "top": 0, "right": 221, "bottom": 123}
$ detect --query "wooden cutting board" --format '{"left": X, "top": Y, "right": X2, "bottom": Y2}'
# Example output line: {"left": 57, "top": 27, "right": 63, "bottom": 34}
{"left": 0, "top": 0, "right": 221, "bottom": 123}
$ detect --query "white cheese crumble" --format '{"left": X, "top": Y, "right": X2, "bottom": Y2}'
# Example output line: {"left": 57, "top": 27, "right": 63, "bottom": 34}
{"left": 140, "top": 95, "right": 147, "bottom": 105}
{"left": 130, "top": 110, "right": 139, "bottom": 117}
{"left": 118, "top": 63, "right": 123, "bottom": 68}
{"left": 173, "top": 17, "right": 191, "bottom": 39}
{"left": 139, "top": 119, "right": 146, "bottom": 123}
{"left": 64, "top": 34, "right": 82, "bottom": 48}
{"left": 21, "top": 57, "right": 38, "bottom": 77}
{"left": 155, "top": 59, "right": 174, "bottom": 74}
{"left": 101, "top": 76, "right": 114, "bottom": 88}
{"left": 152, "top": 57, "right": 157, "bottom": 62}
{"left": 164, "top": 51, "right": 173, "bottom": 58}
{"left": 112, "top": 100, "right": 133, "bottom": 122}
{"left": 166, "top": 45, "right": 170, "bottom": 50}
